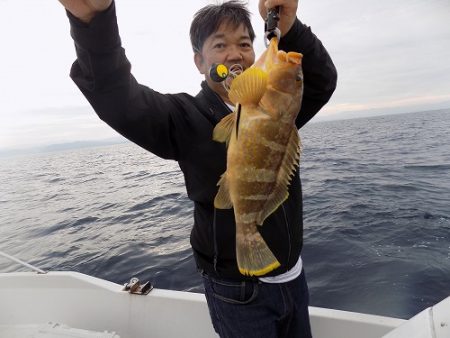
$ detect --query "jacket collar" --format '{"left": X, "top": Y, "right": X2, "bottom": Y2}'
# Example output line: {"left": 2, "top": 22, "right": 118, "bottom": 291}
{"left": 197, "top": 81, "right": 232, "bottom": 124}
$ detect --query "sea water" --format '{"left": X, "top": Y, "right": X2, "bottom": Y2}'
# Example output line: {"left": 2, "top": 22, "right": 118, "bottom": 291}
{"left": 1, "top": 109, "right": 449, "bottom": 319}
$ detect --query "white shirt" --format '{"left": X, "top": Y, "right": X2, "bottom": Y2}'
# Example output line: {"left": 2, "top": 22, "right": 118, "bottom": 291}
{"left": 259, "top": 256, "right": 303, "bottom": 284}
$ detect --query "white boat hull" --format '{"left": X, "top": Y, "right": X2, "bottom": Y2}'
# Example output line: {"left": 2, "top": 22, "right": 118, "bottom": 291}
{"left": 0, "top": 271, "right": 417, "bottom": 337}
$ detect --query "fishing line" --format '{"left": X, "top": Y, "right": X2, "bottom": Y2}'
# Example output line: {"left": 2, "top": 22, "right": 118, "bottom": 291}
{"left": 223, "top": 64, "right": 243, "bottom": 92}
{"left": 209, "top": 63, "right": 243, "bottom": 92}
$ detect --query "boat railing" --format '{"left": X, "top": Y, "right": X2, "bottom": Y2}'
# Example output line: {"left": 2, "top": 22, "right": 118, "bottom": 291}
{"left": 0, "top": 250, "right": 47, "bottom": 274}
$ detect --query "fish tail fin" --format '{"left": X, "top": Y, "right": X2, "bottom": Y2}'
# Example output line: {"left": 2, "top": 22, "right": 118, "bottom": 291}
{"left": 236, "top": 223, "right": 280, "bottom": 276}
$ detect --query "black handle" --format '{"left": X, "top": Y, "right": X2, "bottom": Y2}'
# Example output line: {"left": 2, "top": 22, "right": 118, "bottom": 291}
{"left": 265, "top": 6, "right": 280, "bottom": 40}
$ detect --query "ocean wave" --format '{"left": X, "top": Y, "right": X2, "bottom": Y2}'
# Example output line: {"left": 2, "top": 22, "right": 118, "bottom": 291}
{"left": 1, "top": 109, "right": 449, "bottom": 319}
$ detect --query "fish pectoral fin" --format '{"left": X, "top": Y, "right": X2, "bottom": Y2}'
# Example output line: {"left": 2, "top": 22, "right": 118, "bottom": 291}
{"left": 228, "top": 67, "right": 268, "bottom": 105}
{"left": 214, "top": 173, "right": 233, "bottom": 209}
{"left": 213, "top": 112, "right": 235, "bottom": 145}
{"left": 277, "top": 50, "right": 287, "bottom": 62}
{"left": 236, "top": 223, "right": 280, "bottom": 276}
{"left": 286, "top": 51, "right": 303, "bottom": 65}
{"left": 257, "top": 127, "right": 301, "bottom": 225}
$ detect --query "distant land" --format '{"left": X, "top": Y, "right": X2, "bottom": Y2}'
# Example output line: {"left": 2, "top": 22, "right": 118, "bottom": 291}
{"left": 0, "top": 137, "right": 128, "bottom": 158}
{"left": 312, "top": 104, "right": 450, "bottom": 122}
{"left": 1, "top": 107, "right": 448, "bottom": 158}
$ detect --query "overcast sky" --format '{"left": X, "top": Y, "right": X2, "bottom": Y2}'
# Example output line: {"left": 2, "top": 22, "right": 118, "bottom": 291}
{"left": 1, "top": 0, "right": 449, "bottom": 150}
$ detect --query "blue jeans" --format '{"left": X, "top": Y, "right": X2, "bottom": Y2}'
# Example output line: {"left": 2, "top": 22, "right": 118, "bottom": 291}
{"left": 201, "top": 270, "right": 312, "bottom": 338}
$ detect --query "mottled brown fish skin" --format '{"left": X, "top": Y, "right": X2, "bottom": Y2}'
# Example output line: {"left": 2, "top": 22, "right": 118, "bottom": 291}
{"left": 214, "top": 41, "right": 303, "bottom": 276}
{"left": 229, "top": 110, "right": 291, "bottom": 219}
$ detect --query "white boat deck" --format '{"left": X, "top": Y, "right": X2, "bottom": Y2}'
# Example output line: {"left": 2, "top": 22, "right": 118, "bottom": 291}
{"left": 0, "top": 271, "right": 448, "bottom": 338}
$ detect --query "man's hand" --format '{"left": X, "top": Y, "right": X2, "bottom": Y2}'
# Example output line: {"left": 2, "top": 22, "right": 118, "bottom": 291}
{"left": 259, "top": 0, "right": 299, "bottom": 37}
{"left": 58, "top": 0, "right": 112, "bottom": 23}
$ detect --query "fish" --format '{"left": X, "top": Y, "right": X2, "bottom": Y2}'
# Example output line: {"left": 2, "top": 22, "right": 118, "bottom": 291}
{"left": 212, "top": 37, "right": 304, "bottom": 276}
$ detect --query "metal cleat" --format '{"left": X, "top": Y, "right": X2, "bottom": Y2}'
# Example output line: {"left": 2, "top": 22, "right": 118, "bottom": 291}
{"left": 123, "top": 277, "right": 153, "bottom": 295}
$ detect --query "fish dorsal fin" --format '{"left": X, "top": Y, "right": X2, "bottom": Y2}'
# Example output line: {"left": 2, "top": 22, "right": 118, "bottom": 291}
{"left": 256, "top": 127, "right": 301, "bottom": 225}
{"left": 213, "top": 111, "right": 236, "bottom": 145}
{"left": 228, "top": 67, "right": 267, "bottom": 106}
{"left": 214, "top": 173, "right": 233, "bottom": 209}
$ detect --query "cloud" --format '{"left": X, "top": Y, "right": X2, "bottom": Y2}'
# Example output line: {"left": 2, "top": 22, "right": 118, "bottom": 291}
{"left": 0, "top": 0, "right": 449, "bottom": 149}
{"left": 307, "top": 0, "right": 450, "bottom": 113}
{"left": 323, "top": 94, "right": 450, "bottom": 116}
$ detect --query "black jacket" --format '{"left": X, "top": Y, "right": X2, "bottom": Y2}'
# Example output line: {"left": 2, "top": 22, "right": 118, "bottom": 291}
{"left": 67, "top": 2, "right": 337, "bottom": 280}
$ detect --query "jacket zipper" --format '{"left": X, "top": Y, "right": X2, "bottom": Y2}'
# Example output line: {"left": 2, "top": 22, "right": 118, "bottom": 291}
{"left": 281, "top": 204, "right": 292, "bottom": 268}
{"left": 213, "top": 207, "right": 218, "bottom": 272}
{"left": 210, "top": 92, "right": 230, "bottom": 273}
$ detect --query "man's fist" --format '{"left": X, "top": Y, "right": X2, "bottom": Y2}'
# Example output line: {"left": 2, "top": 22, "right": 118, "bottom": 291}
{"left": 58, "top": 0, "right": 112, "bottom": 23}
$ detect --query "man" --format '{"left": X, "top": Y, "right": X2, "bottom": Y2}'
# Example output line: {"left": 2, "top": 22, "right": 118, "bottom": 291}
{"left": 59, "top": 0, "right": 337, "bottom": 336}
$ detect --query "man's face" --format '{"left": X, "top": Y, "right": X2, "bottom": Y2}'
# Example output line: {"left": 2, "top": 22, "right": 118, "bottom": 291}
{"left": 194, "top": 22, "right": 255, "bottom": 104}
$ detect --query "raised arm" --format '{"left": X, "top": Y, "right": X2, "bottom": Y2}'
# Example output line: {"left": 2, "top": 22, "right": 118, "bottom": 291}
{"left": 59, "top": 1, "right": 190, "bottom": 161}
{"left": 259, "top": 0, "right": 338, "bottom": 129}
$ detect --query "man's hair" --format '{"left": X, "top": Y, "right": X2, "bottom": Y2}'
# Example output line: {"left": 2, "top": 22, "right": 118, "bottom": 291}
{"left": 190, "top": 1, "right": 256, "bottom": 53}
